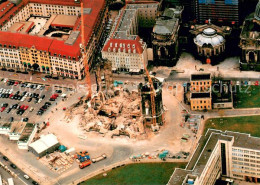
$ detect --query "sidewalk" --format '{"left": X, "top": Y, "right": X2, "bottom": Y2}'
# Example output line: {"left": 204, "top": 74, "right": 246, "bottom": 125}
{"left": 70, "top": 158, "right": 188, "bottom": 185}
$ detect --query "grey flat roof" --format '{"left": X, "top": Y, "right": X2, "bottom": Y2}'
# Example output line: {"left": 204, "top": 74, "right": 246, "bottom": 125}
{"left": 65, "top": 31, "right": 80, "bottom": 45}
{"left": 153, "top": 18, "right": 178, "bottom": 35}
{"left": 111, "top": 3, "right": 158, "bottom": 40}
{"left": 226, "top": 131, "right": 260, "bottom": 151}
{"left": 191, "top": 74, "right": 211, "bottom": 81}
{"left": 191, "top": 92, "right": 211, "bottom": 98}
{"left": 168, "top": 168, "right": 190, "bottom": 185}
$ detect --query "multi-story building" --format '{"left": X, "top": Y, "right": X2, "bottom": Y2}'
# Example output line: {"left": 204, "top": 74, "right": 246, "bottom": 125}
{"left": 152, "top": 7, "right": 182, "bottom": 65}
{"left": 168, "top": 129, "right": 260, "bottom": 184}
{"left": 197, "top": 0, "right": 239, "bottom": 26}
{"left": 190, "top": 73, "right": 212, "bottom": 111}
{"left": 0, "top": 0, "right": 109, "bottom": 79}
{"left": 212, "top": 80, "right": 233, "bottom": 109}
{"left": 239, "top": 1, "right": 260, "bottom": 71}
{"left": 163, "top": 0, "right": 197, "bottom": 22}
{"left": 190, "top": 23, "right": 231, "bottom": 64}
{"left": 190, "top": 73, "right": 211, "bottom": 92}
{"left": 102, "top": 2, "right": 159, "bottom": 74}
{"left": 190, "top": 92, "right": 212, "bottom": 111}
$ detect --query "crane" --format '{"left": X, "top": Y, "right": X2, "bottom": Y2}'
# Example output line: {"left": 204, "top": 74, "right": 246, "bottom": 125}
{"left": 143, "top": 59, "right": 157, "bottom": 127}
{"left": 80, "top": 2, "right": 92, "bottom": 101}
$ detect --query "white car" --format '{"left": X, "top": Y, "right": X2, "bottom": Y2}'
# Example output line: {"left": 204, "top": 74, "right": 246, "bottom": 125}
{"left": 23, "top": 174, "right": 30, "bottom": 180}
{"left": 9, "top": 89, "right": 13, "bottom": 93}
{"left": 36, "top": 85, "right": 41, "bottom": 90}
{"left": 2, "top": 89, "right": 6, "bottom": 93}
{"left": 38, "top": 98, "right": 43, "bottom": 103}
{"left": 3, "top": 78, "right": 8, "bottom": 83}
{"left": 26, "top": 83, "right": 31, "bottom": 88}
{"left": 20, "top": 97, "right": 26, "bottom": 102}
{"left": 29, "top": 107, "right": 34, "bottom": 112}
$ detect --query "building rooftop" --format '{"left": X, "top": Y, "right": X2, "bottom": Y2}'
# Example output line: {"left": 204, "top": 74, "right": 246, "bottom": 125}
{"left": 8, "top": 21, "right": 34, "bottom": 33}
{"left": 226, "top": 131, "right": 260, "bottom": 151}
{"left": 191, "top": 92, "right": 211, "bottom": 98}
{"left": 0, "top": 0, "right": 105, "bottom": 60}
{"left": 168, "top": 129, "right": 260, "bottom": 185}
{"left": 191, "top": 73, "right": 211, "bottom": 81}
{"left": 29, "top": 134, "right": 59, "bottom": 154}
{"left": 51, "top": 15, "right": 78, "bottom": 28}
{"left": 9, "top": 121, "right": 26, "bottom": 134}
{"left": 212, "top": 80, "right": 232, "bottom": 103}
{"left": 18, "top": 123, "right": 36, "bottom": 142}
{"left": 168, "top": 168, "right": 191, "bottom": 185}
{"left": 0, "top": 122, "right": 11, "bottom": 128}
{"left": 240, "top": 13, "right": 260, "bottom": 40}
{"left": 153, "top": 16, "right": 179, "bottom": 35}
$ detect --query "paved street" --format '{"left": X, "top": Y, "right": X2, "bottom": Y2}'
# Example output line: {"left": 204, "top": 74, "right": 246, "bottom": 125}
{"left": 0, "top": 149, "right": 38, "bottom": 185}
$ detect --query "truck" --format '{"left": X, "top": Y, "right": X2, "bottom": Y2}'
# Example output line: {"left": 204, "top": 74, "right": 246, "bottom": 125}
{"left": 91, "top": 154, "right": 107, "bottom": 163}
{"left": 79, "top": 160, "right": 91, "bottom": 169}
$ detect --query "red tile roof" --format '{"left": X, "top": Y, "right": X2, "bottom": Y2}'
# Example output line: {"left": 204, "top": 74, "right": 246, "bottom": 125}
{"left": 0, "top": 1, "right": 14, "bottom": 19}
{"left": 0, "top": 1, "right": 24, "bottom": 26}
{"left": 29, "top": 0, "right": 80, "bottom": 6}
{"left": 0, "top": 0, "right": 106, "bottom": 60}
{"left": 102, "top": 36, "right": 144, "bottom": 54}
{"left": 0, "top": 31, "right": 53, "bottom": 51}
{"left": 126, "top": 0, "right": 159, "bottom": 4}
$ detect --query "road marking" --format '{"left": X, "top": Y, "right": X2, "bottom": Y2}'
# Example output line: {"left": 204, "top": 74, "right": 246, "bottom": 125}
{"left": 18, "top": 175, "right": 29, "bottom": 185}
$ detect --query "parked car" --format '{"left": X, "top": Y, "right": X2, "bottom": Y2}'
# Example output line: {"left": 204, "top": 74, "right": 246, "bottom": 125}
{"left": 3, "top": 156, "right": 8, "bottom": 161}
{"left": 8, "top": 69, "right": 15, "bottom": 72}
{"left": 32, "top": 181, "right": 39, "bottom": 185}
{"left": 29, "top": 107, "right": 34, "bottom": 112}
{"left": 1, "top": 107, "right": 6, "bottom": 112}
{"left": 23, "top": 174, "right": 30, "bottom": 180}
{"left": 10, "top": 163, "right": 17, "bottom": 169}
{"left": 23, "top": 117, "right": 29, "bottom": 122}
{"left": 9, "top": 117, "right": 14, "bottom": 122}
{"left": 28, "top": 97, "right": 32, "bottom": 102}
{"left": 7, "top": 108, "right": 12, "bottom": 113}
{"left": 56, "top": 90, "right": 62, "bottom": 93}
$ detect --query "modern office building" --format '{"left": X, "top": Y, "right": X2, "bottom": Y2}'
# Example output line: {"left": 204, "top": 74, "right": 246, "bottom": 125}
{"left": 102, "top": 2, "right": 159, "bottom": 74}
{"left": 197, "top": 0, "right": 239, "bottom": 25}
{"left": 0, "top": 0, "right": 109, "bottom": 79}
{"left": 168, "top": 129, "right": 260, "bottom": 184}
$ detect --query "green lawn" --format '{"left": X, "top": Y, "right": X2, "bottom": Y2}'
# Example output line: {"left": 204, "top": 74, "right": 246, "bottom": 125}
{"left": 233, "top": 85, "right": 260, "bottom": 108}
{"left": 80, "top": 163, "right": 187, "bottom": 185}
{"left": 204, "top": 116, "right": 260, "bottom": 137}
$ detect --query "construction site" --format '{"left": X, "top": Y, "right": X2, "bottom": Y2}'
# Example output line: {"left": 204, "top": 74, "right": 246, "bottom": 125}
{"left": 62, "top": 50, "right": 166, "bottom": 139}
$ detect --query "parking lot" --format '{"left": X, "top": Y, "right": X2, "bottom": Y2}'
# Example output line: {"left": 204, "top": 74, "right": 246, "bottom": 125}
{"left": 0, "top": 78, "right": 72, "bottom": 124}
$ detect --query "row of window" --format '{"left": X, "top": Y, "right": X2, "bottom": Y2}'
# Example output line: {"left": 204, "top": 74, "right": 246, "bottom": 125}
{"left": 232, "top": 148, "right": 260, "bottom": 155}
{"left": 192, "top": 105, "right": 211, "bottom": 109}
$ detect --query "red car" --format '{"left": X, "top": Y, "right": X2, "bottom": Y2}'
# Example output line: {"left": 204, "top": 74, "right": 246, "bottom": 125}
{"left": 14, "top": 81, "right": 19, "bottom": 86}
{"left": 23, "top": 105, "right": 29, "bottom": 110}
{"left": 20, "top": 105, "right": 25, "bottom": 110}
{"left": 1, "top": 107, "right": 6, "bottom": 112}
{"left": 9, "top": 93, "right": 14, "bottom": 98}
{"left": 50, "top": 94, "right": 59, "bottom": 100}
